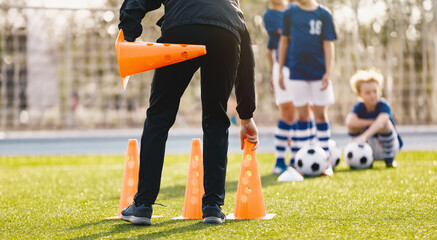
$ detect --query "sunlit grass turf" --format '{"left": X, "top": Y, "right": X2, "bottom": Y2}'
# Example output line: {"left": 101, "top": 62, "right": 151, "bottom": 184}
{"left": 0, "top": 151, "right": 436, "bottom": 239}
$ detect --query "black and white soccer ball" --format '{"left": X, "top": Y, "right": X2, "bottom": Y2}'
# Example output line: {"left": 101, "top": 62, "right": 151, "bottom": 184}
{"left": 344, "top": 142, "right": 373, "bottom": 169}
{"left": 295, "top": 145, "right": 329, "bottom": 176}
{"left": 328, "top": 140, "right": 342, "bottom": 169}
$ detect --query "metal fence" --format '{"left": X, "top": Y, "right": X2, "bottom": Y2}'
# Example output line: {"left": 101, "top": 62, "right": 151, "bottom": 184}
{"left": 0, "top": 0, "right": 436, "bottom": 131}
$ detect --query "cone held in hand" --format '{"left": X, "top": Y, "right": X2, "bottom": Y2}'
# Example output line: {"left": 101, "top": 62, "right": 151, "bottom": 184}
{"left": 227, "top": 140, "right": 275, "bottom": 220}
{"left": 115, "top": 29, "right": 207, "bottom": 89}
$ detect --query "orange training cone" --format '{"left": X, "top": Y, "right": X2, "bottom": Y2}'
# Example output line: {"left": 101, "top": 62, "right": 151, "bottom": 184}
{"left": 117, "top": 139, "right": 140, "bottom": 217}
{"left": 107, "top": 139, "right": 140, "bottom": 220}
{"left": 227, "top": 140, "right": 275, "bottom": 220}
{"left": 115, "top": 29, "right": 207, "bottom": 89}
{"left": 174, "top": 138, "right": 205, "bottom": 220}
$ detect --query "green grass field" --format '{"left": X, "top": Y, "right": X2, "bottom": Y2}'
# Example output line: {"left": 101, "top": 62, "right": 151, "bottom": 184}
{"left": 1, "top": 151, "right": 436, "bottom": 239}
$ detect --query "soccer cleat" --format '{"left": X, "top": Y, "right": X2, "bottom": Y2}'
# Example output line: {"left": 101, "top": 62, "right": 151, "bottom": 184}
{"left": 202, "top": 205, "right": 225, "bottom": 224}
{"left": 273, "top": 165, "right": 287, "bottom": 175}
{"left": 121, "top": 203, "right": 153, "bottom": 225}
{"left": 385, "top": 158, "right": 397, "bottom": 168}
{"left": 277, "top": 167, "right": 304, "bottom": 182}
{"left": 273, "top": 161, "right": 288, "bottom": 175}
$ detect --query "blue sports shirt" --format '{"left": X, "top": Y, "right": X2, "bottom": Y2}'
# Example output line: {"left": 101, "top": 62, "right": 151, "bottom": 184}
{"left": 351, "top": 98, "right": 403, "bottom": 148}
{"left": 282, "top": 4, "right": 337, "bottom": 80}
{"left": 263, "top": 8, "right": 283, "bottom": 51}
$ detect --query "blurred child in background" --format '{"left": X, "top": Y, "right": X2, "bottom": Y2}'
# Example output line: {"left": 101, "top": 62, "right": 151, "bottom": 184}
{"left": 277, "top": 0, "right": 337, "bottom": 174}
{"left": 264, "top": 0, "right": 303, "bottom": 181}
{"left": 346, "top": 69, "right": 403, "bottom": 168}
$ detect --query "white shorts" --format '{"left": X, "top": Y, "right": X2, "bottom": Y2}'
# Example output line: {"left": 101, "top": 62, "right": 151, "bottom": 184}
{"left": 272, "top": 62, "right": 294, "bottom": 105}
{"left": 288, "top": 79, "right": 335, "bottom": 107}
{"left": 368, "top": 132, "right": 400, "bottom": 160}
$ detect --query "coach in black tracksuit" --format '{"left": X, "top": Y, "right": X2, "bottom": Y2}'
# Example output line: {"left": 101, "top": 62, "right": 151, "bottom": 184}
{"left": 118, "top": 0, "right": 258, "bottom": 224}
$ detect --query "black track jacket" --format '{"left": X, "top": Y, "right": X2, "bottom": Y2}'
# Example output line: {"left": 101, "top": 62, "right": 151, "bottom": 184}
{"left": 119, "top": 0, "right": 256, "bottom": 119}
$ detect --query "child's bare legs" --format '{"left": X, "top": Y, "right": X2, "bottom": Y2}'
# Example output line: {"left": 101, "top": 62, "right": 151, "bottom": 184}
{"left": 347, "top": 126, "right": 362, "bottom": 136}
{"left": 347, "top": 119, "right": 393, "bottom": 139}
{"left": 279, "top": 102, "right": 295, "bottom": 123}
{"left": 377, "top": 119, "right": 395, "bottom": 134}
{"left": 296, "top": 104, "right": 312, "bottom": 122}
{"left": 312, "top": 105, "right": 327, "bottom": 122}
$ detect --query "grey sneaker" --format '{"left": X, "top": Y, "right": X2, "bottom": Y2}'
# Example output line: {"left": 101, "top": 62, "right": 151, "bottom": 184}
{"left": 121, "top": 203, "right": 152, "bottom": 225}
{"left": 202, "top": 205, "right": 225, "bottom": 224}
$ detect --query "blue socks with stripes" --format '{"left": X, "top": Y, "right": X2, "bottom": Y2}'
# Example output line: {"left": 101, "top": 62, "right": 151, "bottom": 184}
{"left": 290, "top": 120, "right": 315, "bottom": 166}
{"left": 316, "top": 122, "right": 331, "bottom": 155}
{"left": 380, "top": 131, "right": 396, "bottom": 166}
{"left": 274, "top": 120, "right": 292, "bottom": 171}
{"left": 276, "top": 120, "right": 329, "bottom": 168}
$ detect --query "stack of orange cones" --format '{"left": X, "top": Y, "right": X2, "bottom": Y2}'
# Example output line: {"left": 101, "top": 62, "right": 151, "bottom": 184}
{"left": 174, "top": 138, "right": 205, "bottom": 220}
{"left": 115, "top": 29, "right": 207, "bottom": 89}
{"left": 227, "top": 140, "right": 275, "bottom": 220}
{"left": 107, "top": 139, "right": 140, "bottom": 220}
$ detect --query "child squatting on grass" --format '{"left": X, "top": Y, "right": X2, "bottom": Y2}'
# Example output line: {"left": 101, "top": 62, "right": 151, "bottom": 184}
{"left": 345, "top": 69, "right": 403, "bottom": 168}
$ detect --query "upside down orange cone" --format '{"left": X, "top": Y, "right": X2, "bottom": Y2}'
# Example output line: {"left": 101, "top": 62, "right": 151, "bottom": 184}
{"left": 227, "top": 140, "right": 275, "bottom": 220}
{"left": 107, "top": 139, "right": 139, "bottom": 219}
{"left": 174, "top": 138, "right": 205, "bottom": 220}
{"left": 115, "top": 29, "right": 207, "bottom": 89}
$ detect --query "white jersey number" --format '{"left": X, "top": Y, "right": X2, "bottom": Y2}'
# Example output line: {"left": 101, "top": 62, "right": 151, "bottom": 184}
{"left": 309, "top": 20, "right": 322, "bottom": 35}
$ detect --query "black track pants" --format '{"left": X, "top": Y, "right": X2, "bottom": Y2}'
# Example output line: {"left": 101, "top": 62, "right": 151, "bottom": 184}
{"left": 135, "top": 24, "right": 240, "bottom": 207}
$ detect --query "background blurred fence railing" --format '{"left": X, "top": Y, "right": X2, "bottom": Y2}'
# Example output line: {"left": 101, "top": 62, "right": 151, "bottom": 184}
{"left": 0, "top": 0, "right": 436, "bottom": 131}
